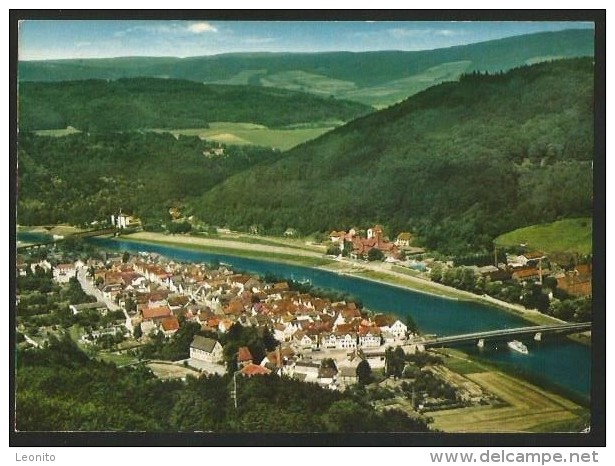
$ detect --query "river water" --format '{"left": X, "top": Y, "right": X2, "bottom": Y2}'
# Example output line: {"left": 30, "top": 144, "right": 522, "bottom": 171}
{"left": 17, "top": 232, "right": 591, "bottom": 400}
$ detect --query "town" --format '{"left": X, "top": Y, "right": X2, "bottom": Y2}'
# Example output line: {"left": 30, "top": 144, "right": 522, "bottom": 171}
{"left": 18, "top": 235, "right": 512, "bottom": 417}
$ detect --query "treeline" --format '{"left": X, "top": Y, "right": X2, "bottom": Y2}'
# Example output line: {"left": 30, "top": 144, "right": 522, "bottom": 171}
{"left": 17, "top": 131, "right": 279, "bottom": 227}
{"left": 192, "top": 58, "right": 594, "bottom": 254}
{"left": 429, "top": 264, "right": 591, "bottom": 322}
{"left": 19, "top": 29, "right": 593, "bottom": 91}
{"left": 19, "top": 78, "right": 371, "bottom": 131}
{"left": 16, "top": 333, "right": 432, "bottom": 433}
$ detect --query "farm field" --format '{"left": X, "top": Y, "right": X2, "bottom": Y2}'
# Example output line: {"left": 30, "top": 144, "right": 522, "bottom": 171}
{"left": 341, "top": 60, "right": 472, "bottom": 108}
{"left": 429, "top": 370, "right": 585, "bottom": 433}
{"left": 495, "top": 218, "right": 592, "bottom": 255}
{"left": 151, "top": 122, "right": 336, "bottom": 151}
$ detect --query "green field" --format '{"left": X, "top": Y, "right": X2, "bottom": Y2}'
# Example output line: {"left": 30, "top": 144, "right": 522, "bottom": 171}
{"left": 152, "top": 122, "right": 335, "bottom": 150}
{"left": 495, "top": 218, "right": 592, "bottom": 255}
{"left": 257, "top": 61, "right": 472, "bottom": 108}
{"left": 260, "top": 70, "right": 357, "bottom": 96}
{"left": 341, "top": 60, "right": 472, "bottom": 108}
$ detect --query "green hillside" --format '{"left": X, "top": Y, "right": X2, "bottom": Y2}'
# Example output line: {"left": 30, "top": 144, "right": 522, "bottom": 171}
{"left": 495, "top": 218, "right": 592, "bottom": 255}
{"left": 192, "top": 58, "right": 594, "bottom": 253}
{"left": 19, "top": 78, "right": 371, "bottom": 132}
{"left": 16, "top": 131, "right": 281, "bottom": 227}
{"left": 19, "top": 29, "right": 594, "bottom": 108}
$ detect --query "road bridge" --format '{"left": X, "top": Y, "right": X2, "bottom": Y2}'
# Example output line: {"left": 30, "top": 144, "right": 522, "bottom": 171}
{"left": 422, "top": 322, "right": 591, "bottom": 349}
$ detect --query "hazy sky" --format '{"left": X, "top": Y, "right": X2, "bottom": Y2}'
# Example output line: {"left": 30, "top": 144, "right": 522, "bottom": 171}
{"left": 18, "top": 20, "right": 594, "bottom": 60}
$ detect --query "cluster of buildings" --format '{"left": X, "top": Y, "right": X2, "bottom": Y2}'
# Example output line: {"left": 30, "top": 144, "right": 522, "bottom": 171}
{"left": 329, "top": 225, "right": 416, "bottom": 260}
{"left": 62, "top": 251, "right": 413, "bottom": 388}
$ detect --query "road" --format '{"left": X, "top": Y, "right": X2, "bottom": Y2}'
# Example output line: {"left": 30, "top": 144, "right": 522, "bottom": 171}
{"left": 76, "top": 265, "right": 133, "bottom": 331}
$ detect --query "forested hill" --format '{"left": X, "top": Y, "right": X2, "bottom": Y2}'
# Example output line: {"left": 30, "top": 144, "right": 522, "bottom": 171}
{"left": 192, "top": 58, "right": 594, "bottom": 254}
{"left": 18, "top": 78, "right": 371, "bottom": 131}
{"left": 19, "top": 29, "right": 594, "bottom": 108}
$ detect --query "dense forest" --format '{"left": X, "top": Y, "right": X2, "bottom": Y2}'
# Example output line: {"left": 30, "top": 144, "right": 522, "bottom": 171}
{"left": 19, "top": 78, "right": 371, "bottom": 131}
{"left": 17, "top": 131, "right": 279, "bottom": 227}
{"left": 193, "top": 58, "right": 594, "bottom": 253}
{"left": 17, "top": 59, "right": 594, "bottom": 254}
{"left": 19, "top": 29, "right": 593, "bottom": 106}
{"left": 15, "top": 333, "right": 431, "bottom": 432}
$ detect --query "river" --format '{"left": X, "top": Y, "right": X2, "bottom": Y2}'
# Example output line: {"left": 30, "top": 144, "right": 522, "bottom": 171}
{"left": 16, "top": 232, "right": 591, "bottom": 400}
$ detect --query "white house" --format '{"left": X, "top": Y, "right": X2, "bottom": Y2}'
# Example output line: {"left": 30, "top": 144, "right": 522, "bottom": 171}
{"left": 111, "top": 211, "right": 141, "bottom": 229}
{"left": 53, "top": 263, "right": 76, "bottom": 283}
{"left": 358, "top": 329, "right": 382, "bottom": 348}
{"left": 395, "top": 232, "right": 412, "bottom": 248}
{"left": 335, "top": 332, "right": 357, "bottom": 350}
{"left": 389, "top": 320, "right": 408, "bottom": 340}
{"left": 189, "top": 335, "right": 224, "bottom": 363}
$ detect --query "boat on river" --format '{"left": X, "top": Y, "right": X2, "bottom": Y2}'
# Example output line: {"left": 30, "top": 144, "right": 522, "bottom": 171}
{"left": 508, "top": 340, "right": 529, "bottom": 354}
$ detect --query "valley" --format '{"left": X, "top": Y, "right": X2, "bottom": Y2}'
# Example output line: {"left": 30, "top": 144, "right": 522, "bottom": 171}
{"left": 14, "top": 21, "right": 598, "bottom": 439}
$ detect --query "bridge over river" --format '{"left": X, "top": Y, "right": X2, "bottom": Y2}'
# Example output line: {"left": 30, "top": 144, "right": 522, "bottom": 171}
{"left": 421, "top": 322, "right": 591, "bottom": 349}
{"left": 16, "top": 227, "right": 117, "bottom": 252}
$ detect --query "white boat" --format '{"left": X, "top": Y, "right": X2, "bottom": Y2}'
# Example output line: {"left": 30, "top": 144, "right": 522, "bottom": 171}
{"left": 508, "top": 340, "right": 528, "bottom": 354}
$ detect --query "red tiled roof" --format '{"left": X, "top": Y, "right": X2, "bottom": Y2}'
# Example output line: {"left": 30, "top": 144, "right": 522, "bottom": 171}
{"left": 142, "top": 306, "right": 172, "bottom": 320}
{"left": 240, "top": 363, "right": 271, "bottom": 377}
{"left": 161, "top": 316, "right": 180, "bottom": 332}
{"left": 512, "top": 268, "right": 540, "bottom": 279}
{"left": 238, "top": 346, "right": 253, "bottom": 362}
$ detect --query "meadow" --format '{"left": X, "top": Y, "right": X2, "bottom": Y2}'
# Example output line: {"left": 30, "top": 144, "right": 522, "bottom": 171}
{"left": 495, "top": 218, "right": 592, "bottom": 255}
{"left": 151, "top": 122, "right": 336, "bottom": 151}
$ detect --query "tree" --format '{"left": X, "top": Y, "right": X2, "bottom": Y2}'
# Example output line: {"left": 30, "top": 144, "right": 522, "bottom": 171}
{"left": 326, "top": 245, "right": 341, "bottom": 256}
{"left": 385, "top": 347, "right": 406, "bottom": 378}
{"left": 367, "top": 248, "right": 384, "bottom": 262}
{"left": 133, "top": 323, "right": 142, "bottom": 339}
{"left": 356, "top": 360, "right": 372, "bottom": 386}
{"left": 405, "top": 315, "right": 419, "bottom": 335}
{"left": 122, "top": 251, "right": 130, "bottom": 263}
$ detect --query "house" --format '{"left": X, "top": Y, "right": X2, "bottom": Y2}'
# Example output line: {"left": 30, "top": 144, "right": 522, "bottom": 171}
{"left": 237, "top": 346, "right": 254, "bottom": 367}
{"left": 557, "top": 263, "right": 592, "bottom": 297}
{"left": 189, "top": 336, "right": 223, "bottom": 363}
{"left": 160, "top": 316, "right": 180, "bottom": 337}
{"left": 53, "top": 263, "right": 76, "bottom": 283}
{"left": 292, "top": 330, "right": 318, "bottom": 349}
{"left": 111, "top": 210, "right": 141, "bottom": 229}
{"left": 511, "top": 267, "right": 541, "bottom": 283}
{"left": 395, "top": 232, "right": 413, "bottom": 248}
{"left": 389, "top": 320, "right": 408, "bottom": 339}
{"left": 335, "top": 332, "right": 357, "bottom": 350}
{"left": 337, "top": 365, "right": 359, "bottom": 386}
{"left": 367, "top": 225, "right": 384, "bottom": 240}
{"left": 240, "top": 363, "right": 271, "bottom": 377}
{"left": 358, "top": 328, "right": 382, "bottom": 348}
{"left": 142, "top": 305, "right": 172, "bottom": 322}
{"left": 69, "top": 301, "right": 108, "bottom": 315}
{"left": 329, "top": 230, "right": 346, "bottom": 244}
{"left": 320, "top": 332, "right": 337, "bottom": 349}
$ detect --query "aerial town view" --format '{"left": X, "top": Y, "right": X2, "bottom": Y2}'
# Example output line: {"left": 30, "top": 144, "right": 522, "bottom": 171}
{"left": 13, "top": 15, "right": 599, "bottom": 441}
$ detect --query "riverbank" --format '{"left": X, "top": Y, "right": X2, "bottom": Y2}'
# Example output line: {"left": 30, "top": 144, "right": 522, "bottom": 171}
{"left": 118, "top": 231, "right": 583, "bottom": 331}
{"left": 117, "top": 231, "right": 333, "bottom": 268}
{"left": 429, "top": 348, "right": 589, "bottom": 433}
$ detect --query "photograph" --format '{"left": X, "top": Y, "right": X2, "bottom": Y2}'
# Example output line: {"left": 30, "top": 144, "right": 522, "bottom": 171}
{"left": 10, "top": 10, "right": 605, "bottom": 447}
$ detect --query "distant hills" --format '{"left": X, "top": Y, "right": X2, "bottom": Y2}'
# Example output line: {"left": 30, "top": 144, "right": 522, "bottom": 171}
{"left": 19, "top": 78, "right": 371, "bottom": 132}
{"left": 191, "top": 58, "right": 594, "bottom": 253}
{"left": 19, "top": 29, "right": 594, "bottom": 108}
